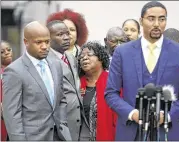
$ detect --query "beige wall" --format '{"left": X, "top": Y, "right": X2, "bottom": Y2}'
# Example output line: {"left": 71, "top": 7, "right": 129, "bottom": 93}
{"left": 1, "top": 1, "right": 179, "bottom": 54}
{"left": 60, "top": 1, "right": 179, "bottom": 44}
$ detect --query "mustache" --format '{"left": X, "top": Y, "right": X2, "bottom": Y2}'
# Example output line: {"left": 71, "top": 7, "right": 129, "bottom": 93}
{"left": 152, "top": 28, "right": 161, "bottom": 32}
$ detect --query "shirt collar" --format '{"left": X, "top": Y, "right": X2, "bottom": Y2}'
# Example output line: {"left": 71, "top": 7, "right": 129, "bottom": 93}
{"left": 26, "top": 51, "right": 47, "bottom": 66}
{"left": 50, "top": 48, "right": 63, "bottom": 59}
{"left": 141, "top": 35, "right": 163, "bottom": 49}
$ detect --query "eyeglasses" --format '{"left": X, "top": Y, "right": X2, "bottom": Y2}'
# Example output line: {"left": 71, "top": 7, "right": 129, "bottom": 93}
{"left": 79, "top": 52, "right": 96, "bottom": 59}
{"left": 143, "top": 16, "right": 167, "bottom": 24}
{"left": 1, "top": 47, "right": 12, "bottom": 54}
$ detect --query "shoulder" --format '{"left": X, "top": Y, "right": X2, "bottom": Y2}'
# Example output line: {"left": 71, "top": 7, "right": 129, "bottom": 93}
{"left": 4, "top": 57, "right": 23, "bottom": 73}
{"left": 115, "top": 39, "right": 140, "bottom": 54}
{"left": 165, "top": 37, "right": 179, "bottom": 48}
{"left": 164, "top": 38, "right": 179, "bottom": 55}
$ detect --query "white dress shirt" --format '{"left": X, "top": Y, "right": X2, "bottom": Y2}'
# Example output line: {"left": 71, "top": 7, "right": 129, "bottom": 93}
{"left": 26, "top": 51, "right": 54, "bottom": 95}
{"left": 141, "top": 35, "right": 163, "bottom": 68}
{"left": 128, "top": 36, "right": 171, "bottom": 122}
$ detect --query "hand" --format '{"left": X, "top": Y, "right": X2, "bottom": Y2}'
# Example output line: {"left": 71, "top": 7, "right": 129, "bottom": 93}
{"left": 80, "top": 88, "right": 86, "bottom": 95}
{"left": 160, "top": 111, "right": 164, "bottom": 125}
{"left": 132, "top": 110, "right": 139, "bottom": 124}
{"left": 1, "top": 103, "right": 3, "bottom": 119}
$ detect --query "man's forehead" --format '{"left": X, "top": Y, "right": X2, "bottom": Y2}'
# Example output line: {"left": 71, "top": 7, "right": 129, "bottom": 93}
{"left": 144, "top": 7, "right": 167, "bottom": 17}
{"left": 51, "top": 23, "right": 68, "bottom": 30}
{"left": 107, "top": 33, "right": 125, "bottom": 40}
{"left": 31, "top": 36, "right": 50, "bottom": 41}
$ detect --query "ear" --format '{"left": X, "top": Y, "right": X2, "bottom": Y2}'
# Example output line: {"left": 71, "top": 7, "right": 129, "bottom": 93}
{"left": 24, "top": 38, "right": 29, "bottom": 47}
{"left": 139, "top": 17, "right": 143, "bottom": 27}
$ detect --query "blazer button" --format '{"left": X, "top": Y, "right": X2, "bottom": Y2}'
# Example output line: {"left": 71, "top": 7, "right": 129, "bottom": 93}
{"left": 76, "top": 119, "right": 80, "bottom": 122}
{"left": 59, "top": 126, "right": 63, "bottom": 130}
{"left": 50, "top": 127, "right": 53, "bottom": 131}
{"left": 77, "top": 106, "right": 80, "bottom": 109}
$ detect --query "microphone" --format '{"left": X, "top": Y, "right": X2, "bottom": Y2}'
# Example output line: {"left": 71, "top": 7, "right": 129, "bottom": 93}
{"left": 163, "top": 90, "right": 171, "bottom": 133}
{"left": 155, "top": 86, "right": 163, "bottom": 122}
{"left": 138, "top": 88, "right": 145, "bottom": 141}
{"left": 162, "top": 85, "right": 177, "bottom": 133}
{"left": 143, "top": 83, "right": 155, "bottom": 141}
{"left": 144, "top": 83, "right": 155, "bottom": 131}
{"left": 155, "top": 86, "right": 163, "bottom": 141}
{"left": 162, "top": 85, "right": 177, "bottom": 102}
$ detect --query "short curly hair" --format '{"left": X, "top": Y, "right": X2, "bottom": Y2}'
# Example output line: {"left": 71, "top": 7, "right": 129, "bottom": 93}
{"left": 78, "top": 41, "right": 109, "bottom": 76}
{"left": 47, "top": 9, "right": 88, "bottom": 47}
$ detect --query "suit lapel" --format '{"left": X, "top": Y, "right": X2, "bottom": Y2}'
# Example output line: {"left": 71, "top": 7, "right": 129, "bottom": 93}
{"left": 49, "top": 49, "right": 76, "bottom": 89}
{"left": 133, "top": 39, "right": 143, "bottom": 87}
{"left": 22, "top": 54, "right": 53, "bottom": 108}
{"left": 156, "top": 38, "right": 169, "bottom": 85}
{"left": 65, "top": 52, "right": 83, "bottom": 104}
{"left": 46, "top": 56, "right": 58, "bottom": 110}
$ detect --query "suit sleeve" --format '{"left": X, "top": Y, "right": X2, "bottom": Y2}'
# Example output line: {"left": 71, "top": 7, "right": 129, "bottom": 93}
{"left": 57, "top": 62, "right": 72, "bottom": 141}
{"left": 2, "top": 67, "right": 26, "bottom": 140}
{"left": 105, "top": 47, "right": 135, "bottom": 125}
{"left": 169, "top": 95, "right": 179, "bottom": 124}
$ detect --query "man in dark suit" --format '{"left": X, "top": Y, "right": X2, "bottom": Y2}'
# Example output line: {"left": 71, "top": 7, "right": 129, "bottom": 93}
{"left": 105, "top": 1, "right": 179, "bottom": 141}
{"left": 104, "top": 26, "right": 129, "bottom": 58}
{"left": 47, "top": 20, "right": 88, "bottom": 141}
{"left": 2, "top": 21, "right": 71, "bottom": 141}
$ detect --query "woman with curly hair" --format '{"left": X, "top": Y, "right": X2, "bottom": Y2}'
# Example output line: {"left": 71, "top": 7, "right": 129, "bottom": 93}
{"left": 47, "top": 9, "right": 88, "bottom": 58}
{"left": 78, "top": 41, "right": 115, "bottom": 141}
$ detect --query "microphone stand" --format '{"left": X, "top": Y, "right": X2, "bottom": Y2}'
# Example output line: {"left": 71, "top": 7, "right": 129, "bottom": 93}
{"left": 149, "top": 102, "right": 157, "bottom": 141}
{"left": 164, "top": 100, "right": 169, "bottom": 142}
{"left": 138, "top": 89, "right": 145, "bottom": 141}
{"left": 155, "top": 87, "right": 163, "bottom": 141}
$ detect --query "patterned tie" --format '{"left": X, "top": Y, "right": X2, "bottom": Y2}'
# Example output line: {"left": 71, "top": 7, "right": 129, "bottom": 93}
{"left": 38, "top": 61, "right": 54, "bottom": 105}
{"left": 147, "top": 43, "right": 157, "bottom": 73}
{"left": 61, "top": 54, "right": 69, "bottom": 65}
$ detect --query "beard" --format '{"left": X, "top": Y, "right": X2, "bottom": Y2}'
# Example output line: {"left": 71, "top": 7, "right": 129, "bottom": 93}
{"left": 150, "top": 29, "right": 162, "bottom": 39}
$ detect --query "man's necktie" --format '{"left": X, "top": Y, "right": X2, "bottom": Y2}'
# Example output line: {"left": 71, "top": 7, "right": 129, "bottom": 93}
{"left": 147, "top": 43, "right": 157, "bottom": 73}
{"left": 38, "top": 61, "right": 54, "bottom": 105}
{"left": 61, "top": 54, "right": 69, "bottom": 65}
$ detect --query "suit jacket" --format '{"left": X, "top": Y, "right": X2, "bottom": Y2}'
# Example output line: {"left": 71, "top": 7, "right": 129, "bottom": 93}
{"left": 49, "top": 49, "right": 89, "bottom": 140}
{"left": 105, "top": 38, "right": 179, "bottom": 141}
{"left": 2, "top": 53, "right": 71, "bottom": 141}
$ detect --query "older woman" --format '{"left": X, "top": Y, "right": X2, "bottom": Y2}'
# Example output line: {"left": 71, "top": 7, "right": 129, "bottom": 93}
{"left": 78, "top": 41, "right": 115, "bottom": 141}
{"left": 1, "top": 40, "right": 13, "bottom": 141}
{"left": 47, "top": 9, "right": 88, "bottom": 58}
{"left": 122, "top": 19, "right": 140, "bottom": 41}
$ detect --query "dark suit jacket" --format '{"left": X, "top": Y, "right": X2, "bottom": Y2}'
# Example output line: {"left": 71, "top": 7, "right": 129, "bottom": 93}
{"left": 105, "top": 37, "right": 179, "bottom": 141}
{"left": 2, "top": 53, "right": 71, "bottom": 141}
{"left": 49, "top": 49, "right": 89, "bottom": 140}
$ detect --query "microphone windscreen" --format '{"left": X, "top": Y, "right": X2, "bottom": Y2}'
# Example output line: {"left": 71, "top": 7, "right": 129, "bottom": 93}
{"left": 156, "top": 86, "right": 163, "bottom": 92}
{"left": 144, "top": 83, "right": 155, "bottom": 98}
{"left": 163, "top": 85, "right": 177, "bottom": 101}
{"left": 138, "top": 88, "right": 145, "bottom": 97}
{"left": 163, "top": 90, "right": 171, "bottom": 101}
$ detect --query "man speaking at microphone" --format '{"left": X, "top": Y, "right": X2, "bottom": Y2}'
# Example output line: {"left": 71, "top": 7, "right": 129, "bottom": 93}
{"left": 105, "top": 1, "right": 179, "bottom": 141}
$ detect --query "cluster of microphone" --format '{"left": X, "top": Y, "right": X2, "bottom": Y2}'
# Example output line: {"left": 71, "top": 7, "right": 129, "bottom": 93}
{"left": 136, "top": 83, "right": 176, "bottom": 141}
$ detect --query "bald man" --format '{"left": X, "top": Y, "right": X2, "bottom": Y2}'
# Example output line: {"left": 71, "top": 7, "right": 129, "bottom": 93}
{"left": 104, "top": 27, "right": 129, "bottom": 57}
{"left": 2, "top": 21, "right": 71, "bottom": 141}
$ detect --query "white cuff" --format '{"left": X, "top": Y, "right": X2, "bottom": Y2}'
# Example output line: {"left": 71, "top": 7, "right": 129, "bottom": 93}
{"left": 128, "top": 109, "right": 138, "bottom": 121}
{"left": 168, "top": 114, "right": 171, "bottom": 122}
{"left": 160, "top": 110, "right": 171, "bottom": 122}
